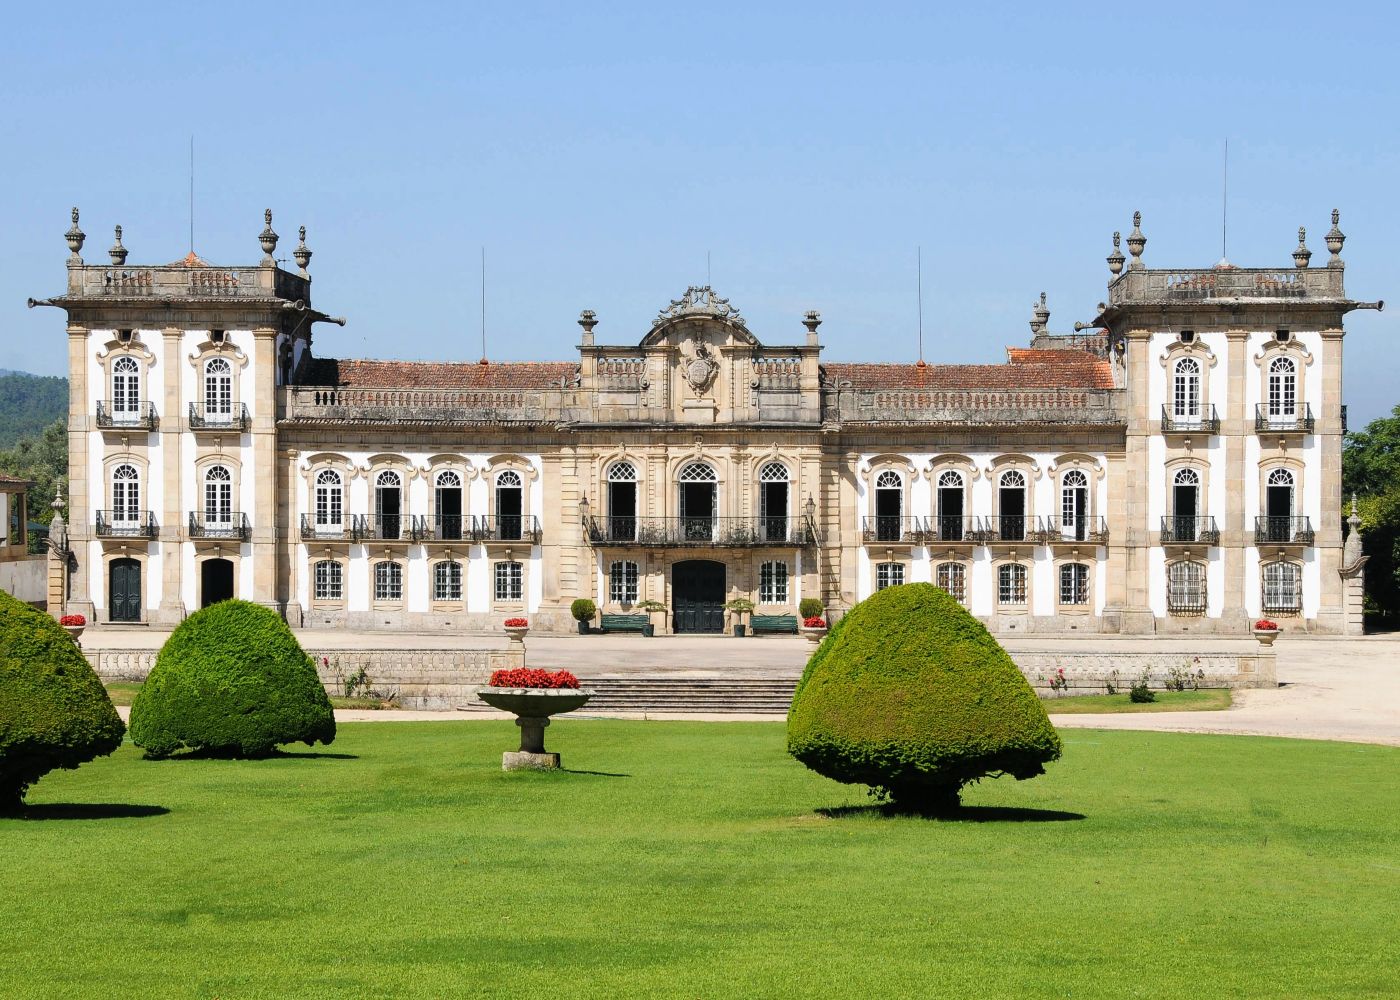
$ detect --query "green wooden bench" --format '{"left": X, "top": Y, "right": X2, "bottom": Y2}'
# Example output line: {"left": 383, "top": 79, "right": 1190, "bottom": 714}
{"left": 750, "top": 614, "right": 799, "bottom": 635}
{"left": 600, "top": 614, "right": 649, "bottom": 634}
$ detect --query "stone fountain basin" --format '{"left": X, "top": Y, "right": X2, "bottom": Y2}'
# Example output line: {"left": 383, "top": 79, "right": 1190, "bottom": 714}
{"left": 476, "top": 687, "right": 594, "bottom": 716}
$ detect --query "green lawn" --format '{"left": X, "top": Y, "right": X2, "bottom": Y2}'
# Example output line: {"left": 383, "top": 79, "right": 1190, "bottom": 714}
{"left": 2, "top": 722, "right": 1396, "bottom": 999}
{"left": 1043, "top": 688, "right": 1232, "bottom": 713}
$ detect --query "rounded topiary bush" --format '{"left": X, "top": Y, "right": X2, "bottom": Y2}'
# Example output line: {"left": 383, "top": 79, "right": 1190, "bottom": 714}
{"left": 787, "top": 583, "right": 1061, "bottom": 813}
{"left": 0, "top": 590, "right": 125, "bottom": 811}
{"left": 129, "top": 600, "right": 334, "bottom": 759}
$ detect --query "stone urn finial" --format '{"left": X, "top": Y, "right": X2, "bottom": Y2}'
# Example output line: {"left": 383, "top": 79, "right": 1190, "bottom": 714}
{"left": 1126, "top": 212, "right": 1146, "bottom": 270}
{"left": 259, "top": 208, "right": 279, "bottom": 263}
{"left": 293, "top": 225, "right": 312, "bottom": 274}
{"left": 1107, "top": 231, "right": 1125, "bottom": 276}
{"left": 1325, "top": 208, "right": 1345, "bottom": 267}
{"left": 1292, "top": 226, "right": 1311, "bottom": 269}
{"left": 1030, "top": 291, "right": 1050, "bottom": 334}
{"left": 65, "top": 207, "right": 85, "bottom": 262}
{"left": 109, "top": 225, "right": 128, "bottom": 266}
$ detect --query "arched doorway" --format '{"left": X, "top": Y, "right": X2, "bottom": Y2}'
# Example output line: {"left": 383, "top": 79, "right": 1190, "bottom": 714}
{"left": 672, "top": 559, "right": 725, "bottom": 634}
{"left": 201, "top": 558, "right": 234, "bottom": 608}
{"left": 109, "top": 558, "right": 141, "bottom": 622}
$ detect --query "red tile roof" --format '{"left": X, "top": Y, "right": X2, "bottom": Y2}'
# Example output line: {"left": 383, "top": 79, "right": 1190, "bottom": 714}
{"left": 305, "top": 358, "right": 578, "bottom": 390}
{"left": 165, "top": 252, "right": 212, "bottom": 268}
{"left": 0, "top": 472, "right": 32, "bottom": 488}
{"left": 824, "top": 349, "right": 1115, "bottom": 391}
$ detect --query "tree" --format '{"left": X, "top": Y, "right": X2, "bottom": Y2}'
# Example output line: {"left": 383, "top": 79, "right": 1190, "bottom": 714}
{"left": 0, "top": 417, "right": 67, "bottom": 553}
{"left": 1344, "top": 405, "right": 1400, "bottom": 625}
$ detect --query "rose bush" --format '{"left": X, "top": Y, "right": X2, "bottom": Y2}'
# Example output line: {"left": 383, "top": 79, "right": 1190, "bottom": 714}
{"left": 487, "top": 668, "right": 579, "bottom": 689}
{"left": 1254, "top": 619, "right": 1279, "bottom": 630}
{"left": 59, "top": 614, "right": 86, "bottom": 627}
{"left": 803, "top": 616, "right": 827, "bottom": 629}
{"left": 503, "top": 618, "right": 529, "bottom": 628}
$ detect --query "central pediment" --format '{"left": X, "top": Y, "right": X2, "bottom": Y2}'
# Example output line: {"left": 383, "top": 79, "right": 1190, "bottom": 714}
{"left": 640, "top": 286, "right": 760, "bottom": 347}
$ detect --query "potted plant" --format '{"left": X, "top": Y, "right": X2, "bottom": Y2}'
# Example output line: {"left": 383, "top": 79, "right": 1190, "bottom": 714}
{"left": 475, "top": 667, "right": 594, "bottom": 770}
{"left": 59, "top": 613, "right": 86, "bottom": 644}
{"left": 725, "top": 597, "right": 755, "bottom": 637}
{"left": 799, "top": 597, "right": 824, "bottom": 622}
{"left": 1252, "top": 618, "right": 1280, "bottom": 646}
{"left": 800, "top": 614, "right": 828, "bottom": 644}
{"left": 636, "top": 599, "right": 666, "bottom": 637}
{"left": 570, "top": 598, "right": 597, "bottom": 635}
{"left": 503, "top": 617, "right": 529, "bottom": 643}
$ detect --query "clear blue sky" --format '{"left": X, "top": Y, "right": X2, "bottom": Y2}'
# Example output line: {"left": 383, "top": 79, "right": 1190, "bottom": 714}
{"left": 2, "top": 2, "right": 1395, "bottom": 425}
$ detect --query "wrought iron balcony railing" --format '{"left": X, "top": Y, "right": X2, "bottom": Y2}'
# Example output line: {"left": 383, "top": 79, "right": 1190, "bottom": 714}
{"left": 1254, "top": 516, "right": 1314, "bottom": 546}
{"left": 300, "top": 513, "right": 358, "bottom": 541}
{"left": 976, "top": 515, "right": 1038, "bottom": 543}
{"left": 861, "top": 515, "right": 928, "bottom": 544}
{"left": 359, "top": 513, "right": 415, "bottom": 542}
{"left": 1161, "top": 404, "right": 1220, "bottom": 435}
{"left": 188, "top": 402, "right": 251, "bottom": 431}
{"left": 1036, "top": 516, "right": 1109, "bottom": 544}
{"left": 1254, "top": 403, "right": 1314, "bottom": 434}
{"left": 1167, "top": 592, "right": 1208, "bottom": 615}
{"left": 925, "top": 515, "right": 980, "bottom": 544}
{"left": 96, "top": 510, "right": 157, "bottom": 538}
{"left": 96, "top": 400, "right": 158, "bottom": 430}
{"left": 1261, "top": 588, "right": 1303, "bottom": 615}
{"left": 414, "top": 514, "right": 470, "bottom": 541}
{"left": 188, "top": 511, "right": 249, "bottom": 540}
{"left": 1159, "top": 515, "right": 1219, "bottom": 545}
{"left": 474, "top": 514, "right": 542, "bottom": 544}
{"left": 585, "top": 515, "right": 811, "bottom": 547}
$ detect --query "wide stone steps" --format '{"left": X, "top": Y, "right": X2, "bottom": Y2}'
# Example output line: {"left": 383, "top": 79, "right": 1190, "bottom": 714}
{"left": 574, "top": 676, "right": 797, "bottom": 714}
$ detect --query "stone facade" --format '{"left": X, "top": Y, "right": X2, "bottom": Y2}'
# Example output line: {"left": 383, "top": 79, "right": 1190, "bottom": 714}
{"left": 36, "top": 208, "right": 1377, "bottom": 636}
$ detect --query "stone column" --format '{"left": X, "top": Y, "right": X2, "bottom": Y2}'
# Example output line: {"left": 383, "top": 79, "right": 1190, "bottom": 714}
{"left": 161, "top": 327, "right": 185, "bottom": 622}
{"left": 1220, "top": 330, "right": 1250, "bottom": 628}
{"left": 250, "top": 327, "right": 279, "bottom": 608}
{"left": 1313, "top": 327, "right": 1346, "bottom": 632}
{"left": 1116, "top": 328, "right": 1155, "bottom": 633}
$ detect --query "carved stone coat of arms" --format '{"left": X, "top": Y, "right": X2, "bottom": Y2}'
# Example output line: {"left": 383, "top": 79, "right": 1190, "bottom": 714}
{"left": 683, "top": 342, "right": 719, "bottom": 396}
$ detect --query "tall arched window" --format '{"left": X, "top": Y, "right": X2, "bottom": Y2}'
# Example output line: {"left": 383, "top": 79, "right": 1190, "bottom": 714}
{"left": 1172, "top": 468, "right": 1201, "bottom": 541}
{"left": 1167, "top": 560, "right": 1207, "bottom": 614}
{"left": 204, "top": 465, "right": 233, "bottom": 528}
{"left": 936, "top": 471, "right": 965, "bottom": 541}
{"left": 204, "top": 357, "right": 233, "bottom": 422}
{"left": 1267, "top": 356, "right": 1297, "bottom": 420}
{"left": 874, "top": 470, "right": 903, "bottom": 542}
{"left": 375, "top": 470, "right": 402, "bottom": 540}
{"left": 997, "top": 563, "right": 1027, "bottom": 605}
{"left": 112, "top": 464, "right": 140, "bottom": 524}
{"left": 759, "top": 462, "right": 789, "bottom": 543}
{"left": 1059, "top": 563, "right": 1089, "bottom": 606}
{"left": 435, "top": 470, "right": 464, "bottom": 540}
{"left": 434, "top": 560, "right": 463, "bottom": 602}
{"left": 374, "top": 561, "right": 403, "bottom": 602}
{"left": 607, "top": 461, "right": 637, "bottom": 542}
{"left": 1172, "top": 357, "right": 1201, "bottom": 420}
{"left": 495, "top": 470, "right": 524, "bottom": 541}
{"left": 1262, "top": 560, "right": 1301, "bottom": 614}
{"left": 1060, "top": 470, "right": 1090, "bottom": 541}
{"left": 314, "top": 470, "right": 343, "bottom": 530}
{"left": 678, "top": 462, "right": 717, "bottom": 541}
{"left": 998, "top": 470, "right": 1028, "bottom": 541}
{"left": 111, "top": 356, "right": 142, "bottom": 422}
{"left": 1264, "top": 468, "right": 1296, "bottom": 542}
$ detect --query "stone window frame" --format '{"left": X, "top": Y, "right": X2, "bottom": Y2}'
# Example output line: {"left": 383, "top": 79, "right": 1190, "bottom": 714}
{"left": 101, "top": 549, "right": 151, "bottom": 623}
{"left": 186, "top": 332, "right": 250, "bottom": 420}
{"left": 364, "top": 453, "right": 415, "bottom": 538}
{"left": 94, "top": 331, "right": 157, "bottom": 418}
{"left": 430, "top": 557, "right": 466, "bottom": 607}
{"left": 102, "top": 452, "right": 150, "bottom": 521}
{"left": 984, "top": 455, "right": 1041, "bottom": 523}
{"left": 934, "top": 560, "right": 967, "bottom": 605}
{"left": 1257, "top": 457, "right": 1305, "bottom": 523}
{"left": 480, "top": 454, "right": 539, "bottom": 526}
{"left": 299, "top": 454, "right": 355, "bottom": 533}
{"left": 1157, "top": 335, "right": 1217, "bottom": 421}
{"left": 423, "top": 454, "right": 475, "bottom": 539}
{"left": 874, "top": 559, "right": 906, "bottom": 591}
{"left": 758, "top": 559, "right": 790, "bottom": 605}
{"left": 753, "top": 455, "right": 795, "bottom": 523}
{"left": 1166, "top": 558, "right": 1208, "bottom": 615}
{"left": 608, "top": 559, "right": 640, "bottom": 606}
{"left": 926, "top": 454, "right": 979, "bottom": 524}
{"left": 371, "top": 557, "right": 405, "bottom": 608}
{"left": 1163, "top": 456, "right": 1211, "bottom": 523}
{"left": 310, "top": 556, "right": 346, "bottom": 606}
{"left": 1261, "top": 558, "right": 1303, "bottom": 616}
{"left": 1252, "top": 336, "right": 1313, "bottom": 419}
{"left": 193, "top": 549, "right": 240, "bottom": 602}
{"left": 493, "top": 559, "right": 527, "bottom": 608}
{"left": 994, "top": 559, "right": 1030, "bottom": 610}
{"left": 671, "top": 455, "right": 724, "bottom": 521}
{"left": 1055, "top": 558, "right": 1092, "bottom": 613}
{"left": 860, "top": 455, "right": 917, "bottom": 525}
{"left": 595, "top": 451, "right": 647, "bottom": 521}
{"left": 1047, "top": 454, "right": 1104, "bottom": 532}
{"left": 193, "top": 453, "right": 242, "bottom": 527}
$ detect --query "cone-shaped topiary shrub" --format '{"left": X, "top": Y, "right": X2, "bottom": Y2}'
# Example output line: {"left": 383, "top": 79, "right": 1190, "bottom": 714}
{"left": 787, "top": 583, "right": 1061, "bottom": 813}
{"left": 130, "top": 600, "right": 334, "bottom": 759}
{"left": 0, "top": 590, "right": 125, "bottom": 811}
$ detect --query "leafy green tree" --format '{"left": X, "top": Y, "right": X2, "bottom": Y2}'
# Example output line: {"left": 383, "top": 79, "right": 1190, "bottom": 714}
{"left": 0, "top": 373, "right": 67, "bottom": 448}
{"left": 1344, "top": 405, "right": 1400, "bottom": 625}
{"left": 0, "top": 418, "right": 67, "bottom": 553}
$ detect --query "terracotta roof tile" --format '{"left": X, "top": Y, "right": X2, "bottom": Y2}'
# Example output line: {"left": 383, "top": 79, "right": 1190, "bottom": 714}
{"left": 0, "top": 472, "right": 33, "bottom": 488}
{"left": 304, "top": 358, "right": 578, "bottom": 390}
{"left": 824, "top": 349, "right": 1115, "bottom": 391}
{"left": 165, "top": 251, "right": 212, "bottom": 268}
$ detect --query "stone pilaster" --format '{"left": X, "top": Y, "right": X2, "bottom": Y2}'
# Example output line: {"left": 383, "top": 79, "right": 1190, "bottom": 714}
{"left": 1220, "top": 329, "right": 1250, "bottom": 626}
{"left": 65, "top": 324, "right": 93, "bottom": 617}
{"left": 1313, "top": 327, "right": 1346, "bottom": 631}
{"left": 1116, "top": 327, "right": 1155, "bottom": 633}
{"left": 160, "top": 327, "right": 185, "bottom": 622}
{"left": 250, "top": 327, "right": 279, "bottom": 607}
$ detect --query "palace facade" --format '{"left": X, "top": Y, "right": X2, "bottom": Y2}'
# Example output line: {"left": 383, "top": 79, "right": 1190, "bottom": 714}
{"left": 36, "top": 209, "right": 1374, "bottom": 634}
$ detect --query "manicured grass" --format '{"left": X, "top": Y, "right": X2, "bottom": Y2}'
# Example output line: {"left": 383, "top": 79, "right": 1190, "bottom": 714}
{"left": 1042, "top": 688, "right": 1232, "bottom": 713}
{"left": 2, "top": 722, "right": 1396, "bottom": 998}
{"left": 103, "top": 681, "right": 143, "bottom": 706}
{"left": 109, "top": 682, "right": 396, "bottom": 712}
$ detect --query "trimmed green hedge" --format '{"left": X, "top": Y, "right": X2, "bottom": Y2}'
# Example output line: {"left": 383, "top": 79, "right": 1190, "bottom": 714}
{"left": 129, "top": 600, "right": 334, "bottom": 759}
{"left": 0, "top": 591, "right": 125, "bottom": 810}
{"left": 787, "top": 583, "right": 1061, "bottom": 812}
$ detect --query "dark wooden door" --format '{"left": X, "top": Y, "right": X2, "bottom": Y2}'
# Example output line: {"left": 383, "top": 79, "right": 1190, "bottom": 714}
{"left": 201, "top": 558, "right": 234, "bottom": 608}
{"left": 110, "top": 558, "right": 141, "bottom": 622}
{"left": 673, "top": 560, "right": 725, "bottom": 633}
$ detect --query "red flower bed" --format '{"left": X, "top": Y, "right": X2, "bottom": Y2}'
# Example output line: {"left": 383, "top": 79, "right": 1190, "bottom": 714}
{"left": 803, "top": 616, "right": 826, "bottom": 629}
{"left": 59, "top": 614, "right": 86, "bottom": 627}
{"left": 503, "top": 618, "right": 529, "bottom": 628}
{"left": 488, "top": 668, "right": 579, "bottom": 689}
{"left": 1253, "top": 619, "right": 1279, "bottom": 631}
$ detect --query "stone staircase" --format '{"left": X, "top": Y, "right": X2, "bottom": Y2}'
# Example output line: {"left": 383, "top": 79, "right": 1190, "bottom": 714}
{"left": 574, "top": 676, "right": 797, "bottom": 714}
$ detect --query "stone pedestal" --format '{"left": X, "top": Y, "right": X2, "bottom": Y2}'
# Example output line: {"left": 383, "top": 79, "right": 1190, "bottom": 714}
{"left": 503, "top": 750, "right": 562, "bottom": 771}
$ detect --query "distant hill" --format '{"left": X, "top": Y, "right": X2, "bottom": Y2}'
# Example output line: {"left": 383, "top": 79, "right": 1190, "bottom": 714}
{"left": 0, "top": 372, "right": 68, "bottom": 447}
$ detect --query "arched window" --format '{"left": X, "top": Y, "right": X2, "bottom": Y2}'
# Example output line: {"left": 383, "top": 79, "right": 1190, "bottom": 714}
{"left": 609, "top": 560, "right": 639, "bottom": 604}
{"left": 112, "top": 464, "right": 140, "bottom": 523}
{"left": 1172, "top": 357, "right": 1201, "bottom": 420}
{"left": 998, "top": 469, "right": 1028, "bottom": 542}
{"left": 111, "top": 356, "right": 142, "bottom": 421}
{"left": 678, "top": 462, "right": 717, "bottom": 541}
{"left": 876, "top": 561, "right": 904, "bottom": 590}
{"left": 759, "top": 462, "right": 789, "bottom": 542}
{"left": 936, "top": 562, "right": 965, "bottom": 603}
{"left": 1267, "top": 356, "right": 1297, "bottom": 419}
{"left": 495, "top": 560, "right": 523, "bottom": 601}
{"left": 759, "top": 561, "right": 789, "bottom": 604}
{"left": 936, "top": 471, "right": 965, "bottom": 541}
{"left": 435, "top": 470, "right": 464, "bottom": 540}
{"left": 1263, "top": 468, "right": 1296, "bottom": 542}
{"left": 1171, "top": 467, "right": 1202, "bottom": 541}
{"left": 1060, "top": 470, "right": 1090, "bottom": 541}
{"left": 607, "top": 461, "right": 637, "bottom": 542}
{"left": 434, "top": 560, "right": 463, "bottom": 602}
{"left": 1059, "top": 563, "right": 1089, "bottom": 605}
{"left": 1167, "top": 561, "right": 1207, "bottom": 614}
{"left": 374, "top": 561, "right": 403, "bottom": 602}
{"left": 313, "top": 560, "right": 343, "bottom": 601}
{"left": 1262, "top": 561, "right": 1302, "bottom": 614}
{"left": 204, "top": 465, "right": 233, "bottom": 527}
{"left": 873, "top": 470, "right": 903, "bottom": 542}
{"left": 997, "top": 563, "right": 1027, "bottom": 605}
{"left": 314, "top": 470, "right": 343, "bottom": 529}
{"left": 494, "top": 470, "right": 524, "bottom": 541}
{"left": 204, "top": 357, "right": 233, "bottom": 422}
{"left": 375, "top": 470, "right": 403, "bottom": 540}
